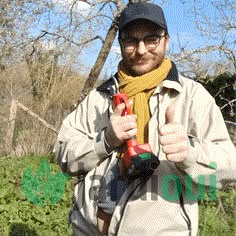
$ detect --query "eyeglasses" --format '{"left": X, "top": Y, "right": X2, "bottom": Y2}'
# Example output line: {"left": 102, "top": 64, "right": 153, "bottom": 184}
{"left": 119, "top": 34, "right": 166, "bottom": 52}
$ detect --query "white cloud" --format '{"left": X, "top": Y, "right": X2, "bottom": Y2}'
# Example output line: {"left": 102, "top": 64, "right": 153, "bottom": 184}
{"left": 52, "top": 0, "right": 92, "bottom": 18}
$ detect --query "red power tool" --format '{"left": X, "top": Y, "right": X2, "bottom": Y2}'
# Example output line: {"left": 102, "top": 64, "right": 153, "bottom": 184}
{"left": 112, "top": 93, "right": 160, "bottom": 176}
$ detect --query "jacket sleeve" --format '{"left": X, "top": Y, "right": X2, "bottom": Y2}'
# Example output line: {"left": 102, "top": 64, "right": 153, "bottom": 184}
{"left": 176, "top": 83, "right": 236, "bottom": 188}
{"left": 53, "top": 90, "right": 113, "bottom": 176}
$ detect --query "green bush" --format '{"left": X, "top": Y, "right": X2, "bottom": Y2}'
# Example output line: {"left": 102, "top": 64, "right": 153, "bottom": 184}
{"left": 0, "top": 155, "right": 235, "bottom": 235}
{"left": 0, "top": 155, "right": 73, "bottom": 236}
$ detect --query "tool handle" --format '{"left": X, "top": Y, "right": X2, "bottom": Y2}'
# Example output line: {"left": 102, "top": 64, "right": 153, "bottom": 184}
{"left": 112, "top": 93, "right": 131, "bottom": 116}
{"left": 113, "top": 93, "right": 138, "bottom": 147}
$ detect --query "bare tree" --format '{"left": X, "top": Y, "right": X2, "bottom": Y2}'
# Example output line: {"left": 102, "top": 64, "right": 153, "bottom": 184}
{"left": 78, "top": 0, "right": 153, "bottom": 103}
{"left": 171, "top": 0, "right": 236, "bottom": 143}
{"left": 0, "top": 0, "right": 54, "bottom": 70}
{"left": 174, "top": 0, "right": 236, "bottom": 77}
{"left": 77, "top": 0, "right": 125, "bottom": 103}
{"left": 2, "top": 0, "right": 234, "bottom": 155}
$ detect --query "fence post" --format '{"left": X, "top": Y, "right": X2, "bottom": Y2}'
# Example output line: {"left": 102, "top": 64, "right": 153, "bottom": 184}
{"left": 5, "top": 100, "right": 17, "bottom": 154}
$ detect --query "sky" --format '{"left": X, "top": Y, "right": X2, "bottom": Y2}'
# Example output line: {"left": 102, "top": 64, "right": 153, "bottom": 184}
{"left": 46, "top": 0, "right": 235, "bottom": 77}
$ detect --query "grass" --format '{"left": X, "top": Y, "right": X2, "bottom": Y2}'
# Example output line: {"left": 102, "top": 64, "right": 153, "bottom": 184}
{"left": 0, "top": 155, "right": 73, "bottom": 236}
{"left": 198, "top": 186, "right": 236, "bottom": 236}
{"left": 0, "top": 155, "right": 235, "bottom": 235}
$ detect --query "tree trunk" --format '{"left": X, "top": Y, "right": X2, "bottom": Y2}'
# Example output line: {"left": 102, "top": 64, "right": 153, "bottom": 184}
{"left": 78, "top": 14, "right": 121, "bottom": 104}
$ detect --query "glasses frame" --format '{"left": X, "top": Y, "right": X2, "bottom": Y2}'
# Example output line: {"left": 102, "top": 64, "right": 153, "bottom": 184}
{"left": 119, "top": 33, "right": 167, "bottom": 52}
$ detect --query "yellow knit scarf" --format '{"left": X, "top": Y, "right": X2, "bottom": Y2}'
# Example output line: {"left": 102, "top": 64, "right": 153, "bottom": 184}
{"left": 118, "top": 58, "right": 172, "bottom": 144}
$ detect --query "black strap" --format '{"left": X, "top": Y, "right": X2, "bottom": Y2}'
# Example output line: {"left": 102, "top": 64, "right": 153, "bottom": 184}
{"left": 177, "top": 181, "right": 192, "bottom": 235}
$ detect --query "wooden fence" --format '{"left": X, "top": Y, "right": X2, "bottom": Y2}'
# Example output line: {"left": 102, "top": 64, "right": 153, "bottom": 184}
{"left": 5, "top": 100, "right": 58, "bottom": 154}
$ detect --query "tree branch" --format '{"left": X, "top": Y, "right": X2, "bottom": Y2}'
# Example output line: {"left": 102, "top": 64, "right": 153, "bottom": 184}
{"left": 220, "top": 98, "right": 236, "bottom": 110}
{"left": 40, "top": 30, "right": 105, "bottom": 45}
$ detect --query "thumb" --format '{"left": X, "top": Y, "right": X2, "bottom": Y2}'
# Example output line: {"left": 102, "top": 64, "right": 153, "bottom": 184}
{"left": 113, "top": 102, "right": 126, "bottom": 116}
{"left": 165, "top": 104, "right": 175, "bottom": 124}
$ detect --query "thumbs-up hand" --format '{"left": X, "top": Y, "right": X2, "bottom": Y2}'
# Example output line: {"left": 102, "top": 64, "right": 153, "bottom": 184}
{"left": 159, "top": 105, "right": 189, "bottom": 162}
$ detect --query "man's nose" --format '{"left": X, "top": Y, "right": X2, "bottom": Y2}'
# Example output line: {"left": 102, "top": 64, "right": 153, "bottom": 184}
{"left": 136, "top": 40, "right": 148, "bottom": 55}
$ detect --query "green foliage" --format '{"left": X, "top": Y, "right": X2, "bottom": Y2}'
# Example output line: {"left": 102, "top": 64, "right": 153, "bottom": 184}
{"left": 198, "top": 188, "right": 236, "bottom": 236}
{"left": 0, "top": 155, "right": 235, "bottom": 235}
{"left": 0, "top": 155, "right": 73, "bottom": 236}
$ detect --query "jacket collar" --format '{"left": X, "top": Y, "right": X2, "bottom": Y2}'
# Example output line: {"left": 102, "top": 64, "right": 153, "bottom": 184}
{"left": 97, "top": 61, "right": 182, "bottom": 96}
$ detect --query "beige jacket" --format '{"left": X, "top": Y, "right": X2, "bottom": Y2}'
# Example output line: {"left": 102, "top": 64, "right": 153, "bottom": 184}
{"left": 54, "top": 63, "right": 235, "bottom": 236}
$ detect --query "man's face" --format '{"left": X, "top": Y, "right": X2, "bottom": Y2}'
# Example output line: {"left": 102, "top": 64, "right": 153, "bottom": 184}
{"left": 119, "top": 20, "right": 169, "bottom": 76}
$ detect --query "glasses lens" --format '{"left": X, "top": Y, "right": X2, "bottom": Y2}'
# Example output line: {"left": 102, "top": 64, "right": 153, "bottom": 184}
{"left": 144, "top": 36, "right": 161, "bottom": 49}
{"left": 122, "top": 38, "right": 136, "bottom": 51}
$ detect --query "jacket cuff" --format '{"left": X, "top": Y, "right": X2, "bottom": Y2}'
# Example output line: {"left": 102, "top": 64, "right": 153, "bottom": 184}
{"left": 94, "top": 130, "right": 114, "bottom": 159}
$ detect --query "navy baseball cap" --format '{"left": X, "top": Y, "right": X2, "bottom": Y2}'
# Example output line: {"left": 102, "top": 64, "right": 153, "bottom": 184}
{"left": 119, "top": 3, "right": 168, "bottom": 32}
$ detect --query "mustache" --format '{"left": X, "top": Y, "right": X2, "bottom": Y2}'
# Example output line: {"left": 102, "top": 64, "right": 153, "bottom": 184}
{"left": 130, "top": 56, "right": 148, "bottom": 62}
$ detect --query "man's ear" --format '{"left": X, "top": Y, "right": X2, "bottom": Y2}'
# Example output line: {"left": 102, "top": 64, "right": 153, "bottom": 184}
{"left": 164, "top": 35, "right": 170, "bottom": 50}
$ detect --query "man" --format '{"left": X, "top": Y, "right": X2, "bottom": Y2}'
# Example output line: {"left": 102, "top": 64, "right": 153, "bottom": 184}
{"left": 54, "top": 3, "right": 235, "bottom": 236}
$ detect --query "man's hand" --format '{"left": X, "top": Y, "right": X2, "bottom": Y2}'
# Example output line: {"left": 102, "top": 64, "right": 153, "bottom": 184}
{"left": 105, "top": 101, "right": 137, "bottom": 148}
{"left": 159, "top": 105, "right": 188, "bottom": 162}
